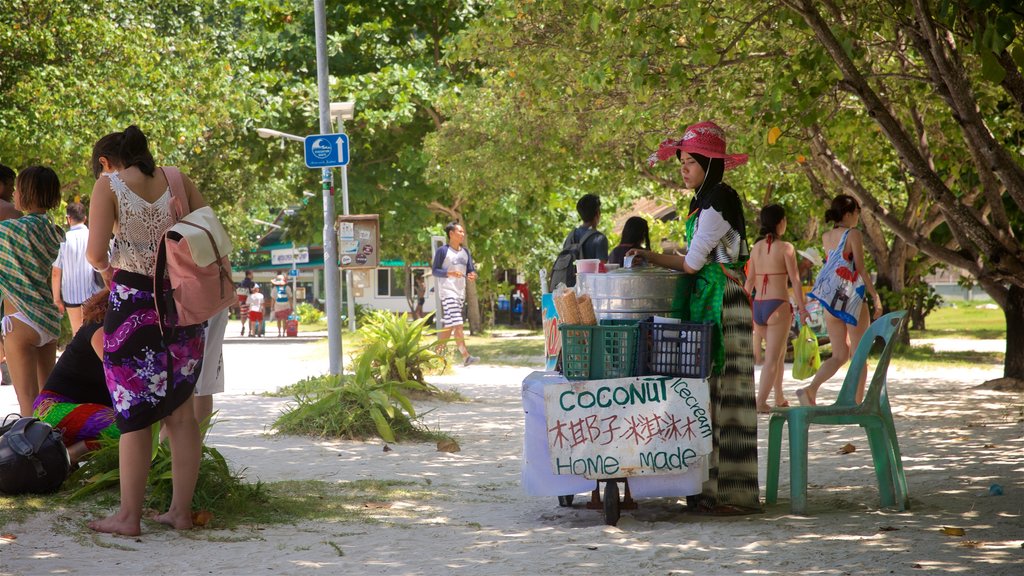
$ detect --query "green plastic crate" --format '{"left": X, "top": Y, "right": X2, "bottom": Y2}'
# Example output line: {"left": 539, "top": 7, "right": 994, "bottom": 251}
{"left": 558, "top": 322, "right": 639, "bottom": 381}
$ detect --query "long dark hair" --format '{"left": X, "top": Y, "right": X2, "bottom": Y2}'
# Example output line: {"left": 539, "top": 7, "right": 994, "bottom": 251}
{"left": 825, "top": 194, "right": 860, "bottom": 224}
{"left": 757, "top": 204, "right": 786, "bottom": 243}
{"left": 91, "top": 125, "right": 156, "bottom": 178}
{"left": 620, "top": 216, "right": 650, "bottom": 250}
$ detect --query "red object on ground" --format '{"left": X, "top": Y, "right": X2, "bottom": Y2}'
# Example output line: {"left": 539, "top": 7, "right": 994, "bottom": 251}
{"left": 285, "top": 316, "right": 299, "bottom": 337}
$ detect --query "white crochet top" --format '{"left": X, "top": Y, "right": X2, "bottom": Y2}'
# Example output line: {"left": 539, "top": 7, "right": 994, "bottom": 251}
{"left": 108, "top": 172, "right": 175, "bottom": 276}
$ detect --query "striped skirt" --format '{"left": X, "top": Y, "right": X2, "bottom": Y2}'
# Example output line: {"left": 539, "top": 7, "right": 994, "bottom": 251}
{"left": 32, "top": 391, "right": 120, "bottom": 451}
{"left": 694, "top": 276, "right": 761, "bottom": 510}
{"left": 104, "top": 270, "right": 206, "bottom": 433}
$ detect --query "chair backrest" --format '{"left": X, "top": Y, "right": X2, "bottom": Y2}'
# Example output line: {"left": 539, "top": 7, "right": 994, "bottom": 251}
{"left": 832, "top": 311, "right": 908, "bottom": 408}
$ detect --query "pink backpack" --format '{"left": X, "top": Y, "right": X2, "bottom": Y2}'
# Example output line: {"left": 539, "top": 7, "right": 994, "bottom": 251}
{"left": 154, "top": 167, "right": 235, "bottom": 327}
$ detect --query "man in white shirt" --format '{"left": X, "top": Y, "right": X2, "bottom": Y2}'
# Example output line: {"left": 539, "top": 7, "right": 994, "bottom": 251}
{"left": 52, "top": 202, "right": 103, "bottom": 335}
{"left": 431, "top": 222, "right": 479, "bottom": 366}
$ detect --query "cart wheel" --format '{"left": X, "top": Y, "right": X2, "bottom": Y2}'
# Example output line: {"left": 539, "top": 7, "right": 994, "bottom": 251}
{"left": 557, "top": 495, "right": 575, "bottom": 507}
{"left": 603, "top": 481, "right": 620, "bottom": 526}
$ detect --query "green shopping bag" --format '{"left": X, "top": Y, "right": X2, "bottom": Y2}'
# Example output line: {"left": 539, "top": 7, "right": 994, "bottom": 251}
{"left": 791, "top": 324, "right": 820, "bottom": 380}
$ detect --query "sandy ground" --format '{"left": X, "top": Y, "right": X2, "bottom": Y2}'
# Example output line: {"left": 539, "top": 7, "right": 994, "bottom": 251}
{"left": 0, "top": 332, "right": 1021, "bottom": 576}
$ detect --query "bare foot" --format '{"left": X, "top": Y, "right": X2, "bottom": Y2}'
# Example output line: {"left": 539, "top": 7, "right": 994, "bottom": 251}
{"left": 88, "top": 511, "right": 141, "bottom": 536}
{"left": 756, "top": 403, "right": 772, "bottom": 414}
{"left": 153, "top": 510, "right": 193, "bottom": 530}
{"left": 796, "top": 387, "right": 816, "bottom": 407}
{"left": 775, "top": 399, "right": 790, "bottom": 408}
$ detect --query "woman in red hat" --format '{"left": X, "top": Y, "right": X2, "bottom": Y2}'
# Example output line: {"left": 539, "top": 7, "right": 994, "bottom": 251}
{"left": 628, "top": 121, "right": 760, "bottom": 515}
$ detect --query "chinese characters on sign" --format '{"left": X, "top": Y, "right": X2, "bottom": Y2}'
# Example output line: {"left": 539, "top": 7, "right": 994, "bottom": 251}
{"left": 543, "top": 375, "right": 712, "bottom": 480}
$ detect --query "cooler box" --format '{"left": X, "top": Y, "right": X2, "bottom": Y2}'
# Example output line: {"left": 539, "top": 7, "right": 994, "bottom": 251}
{"left": 285, "top": 314, "right": 299, "bottom": 337}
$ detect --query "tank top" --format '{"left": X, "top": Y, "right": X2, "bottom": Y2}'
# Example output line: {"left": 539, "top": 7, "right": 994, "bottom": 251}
{"left": 108, "top": 172, "right": 175, "bottom": 276}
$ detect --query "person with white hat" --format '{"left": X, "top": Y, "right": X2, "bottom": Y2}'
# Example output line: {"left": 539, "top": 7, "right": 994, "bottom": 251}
{"left": 270, "top": 274, "right": 293, "bottom": 337}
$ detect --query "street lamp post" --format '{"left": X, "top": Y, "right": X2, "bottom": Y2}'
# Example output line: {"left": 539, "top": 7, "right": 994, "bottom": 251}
{"left": 331, "top": 102, "right": 357, "bottom": 333}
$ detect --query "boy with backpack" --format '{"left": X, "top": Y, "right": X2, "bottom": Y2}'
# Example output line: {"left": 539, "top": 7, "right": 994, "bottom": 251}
{"left": 549, "top": 193, "right": 609, "bottom": 288}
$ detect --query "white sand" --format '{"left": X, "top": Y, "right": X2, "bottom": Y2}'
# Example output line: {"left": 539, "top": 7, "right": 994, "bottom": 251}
{"left": 1, "top": 335, "right": 1021, "bottom": 575}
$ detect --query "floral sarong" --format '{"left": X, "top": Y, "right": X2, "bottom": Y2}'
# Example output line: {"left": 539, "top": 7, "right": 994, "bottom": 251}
{"left": 104, "top": 270, "right": 205, "bottom": 433}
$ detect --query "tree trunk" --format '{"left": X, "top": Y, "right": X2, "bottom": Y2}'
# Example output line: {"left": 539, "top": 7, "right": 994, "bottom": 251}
{"left": 1003, "top": 284, "right": 1024, "bottom": 382}
{"left": 466, "top": 278, "right": 482, "bottom": 335}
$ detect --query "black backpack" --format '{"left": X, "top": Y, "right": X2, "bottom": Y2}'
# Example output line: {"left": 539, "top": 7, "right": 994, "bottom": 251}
{"left": 549, "top": 228, "right": 598, "bottom": 289}
{"left": 0, "top": 415, "right": 71, "bottom": 495}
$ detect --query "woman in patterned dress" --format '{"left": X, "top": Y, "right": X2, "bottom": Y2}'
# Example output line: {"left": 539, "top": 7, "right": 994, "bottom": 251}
{"left": 627, "top": 121, "right": 761, "bottom": 515}
{"left": 86, "top": 126, "right": 207, "bottom": 536}
{"left": 0, "top": 166, "right": 64, "bottom": 416}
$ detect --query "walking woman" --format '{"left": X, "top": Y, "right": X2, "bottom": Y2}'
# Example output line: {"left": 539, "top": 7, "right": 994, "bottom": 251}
{"left": 797, "top": 194, "right": 882, "bottom": 406}
{"left": 744, "top": 205, "right": 808, "bottom": 413}
{"left": 628, "top": 121, "right": 760, "bottom": 515}
{"left": 86, "top": 126, "right": 207, "bottom": 536}
{"left": 0, "top": 166, "right": 64, "bottom": 416}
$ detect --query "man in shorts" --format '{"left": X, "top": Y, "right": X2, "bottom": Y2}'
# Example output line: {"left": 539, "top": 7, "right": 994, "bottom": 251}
{"left": 431, "top": 222, "right": 479, "bottom": 366}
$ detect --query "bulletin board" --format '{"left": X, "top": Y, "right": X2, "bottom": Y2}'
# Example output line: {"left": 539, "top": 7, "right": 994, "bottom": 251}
{"left": 336, "top": 214, "right": 380, "bottom": 269}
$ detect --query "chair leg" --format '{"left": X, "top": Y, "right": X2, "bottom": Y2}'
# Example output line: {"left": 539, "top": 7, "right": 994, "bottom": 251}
{"left": 865, "top": 425, "right": 897, "bottom": 508}
{"left": 787, "top": 414, "right": 809, "bottom": 514}
{"left": 883, "top": 420, "right": 910, "bottom": 511}
{"left": 766, "top": 414, "right": 786, "bottom": 505}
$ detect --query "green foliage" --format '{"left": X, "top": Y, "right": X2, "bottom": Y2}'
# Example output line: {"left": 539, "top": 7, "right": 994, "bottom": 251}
{"left": 295, "top": 302, "right": 324, "bottom": 324}
{"left": 66, "top": 418, "right": 266, "bottom": 522}
{"left": 275, "top": 310, "right": 451, "bottom": 442}
{"left": 357, "top": 310, "right": 442, "bottom": 384}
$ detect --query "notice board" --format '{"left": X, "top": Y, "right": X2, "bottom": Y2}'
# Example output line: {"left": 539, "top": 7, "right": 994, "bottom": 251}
{"left": 337, "top": 214, "right": 379, "bottom": 269}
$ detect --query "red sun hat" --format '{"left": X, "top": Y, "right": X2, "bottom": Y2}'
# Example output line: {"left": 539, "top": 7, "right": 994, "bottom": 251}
{"left": 647, "top": 121, "right": 749, "bottom": 169}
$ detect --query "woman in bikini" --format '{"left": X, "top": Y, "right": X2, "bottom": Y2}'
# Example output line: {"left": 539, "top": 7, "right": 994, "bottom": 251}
{"left": 797, "top": 195, "right": 882, "bottom": 406}
{"left": 744, "top": 205, "right": 808, "bottom": 413}
{"left": 0, "top": 166, "right": 65, "bottom": 416}
{"left": 745, "top": 206, "right": 806, "bottom": 412}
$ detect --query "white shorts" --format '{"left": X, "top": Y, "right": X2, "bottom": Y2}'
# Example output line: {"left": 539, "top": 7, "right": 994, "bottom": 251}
{"left": 440, "top": 296, "right": 464, "bottom": 328}
{"left": 195, "top": 308, "right": 229, "bottom": 396}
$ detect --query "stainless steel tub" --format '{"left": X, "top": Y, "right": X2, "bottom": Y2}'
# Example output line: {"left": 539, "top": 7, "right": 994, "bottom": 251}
{"left": 576, "top": 268, "right": 685, "bottom": 320}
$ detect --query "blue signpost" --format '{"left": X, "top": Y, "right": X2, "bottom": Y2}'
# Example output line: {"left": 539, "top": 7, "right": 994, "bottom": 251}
{"left": 304, "top": 133, "right": 349, "bottom": 168}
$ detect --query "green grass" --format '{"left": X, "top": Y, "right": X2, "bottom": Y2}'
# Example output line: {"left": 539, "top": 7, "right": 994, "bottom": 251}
{"left": 459, "top": 330, "right": 545, "bottom": 368}
{"left": 913, "top": 302, "right": 1006, "bottom": 339}
{"left": 892, "top": 344, "right": 1003, "bottom": 368}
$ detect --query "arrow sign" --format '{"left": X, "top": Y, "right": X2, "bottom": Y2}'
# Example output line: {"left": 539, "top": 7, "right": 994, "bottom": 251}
{"left": 304, "top": 133, "right": 350, "bottom": 168}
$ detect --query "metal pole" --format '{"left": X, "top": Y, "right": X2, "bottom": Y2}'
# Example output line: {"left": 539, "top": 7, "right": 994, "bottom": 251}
{"left": 314, "top": 0, "right": 342, "bottom": 374}
{"left": 335, "top": 115, "right": 357, "bottom": 333}
{"left": 291, "top": 242, "right": 297, "bottom": 300}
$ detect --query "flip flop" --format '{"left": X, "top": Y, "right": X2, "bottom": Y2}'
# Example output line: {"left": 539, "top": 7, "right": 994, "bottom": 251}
{"left": 795, "top": 388, "right": 815, "bottom": 407}
{"left": 776, "top": 400, "right": 790, "bottom": 408}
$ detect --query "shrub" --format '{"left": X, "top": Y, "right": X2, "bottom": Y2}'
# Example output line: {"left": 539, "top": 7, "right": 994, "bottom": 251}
{"left": 357, "top": 309, "right": 443, "bottom": 385}
{"left": 274, "top": 310, "right": 450, "bottom": 442}
{"left": 295, "top": 302, "right": 323, "bottom": 324}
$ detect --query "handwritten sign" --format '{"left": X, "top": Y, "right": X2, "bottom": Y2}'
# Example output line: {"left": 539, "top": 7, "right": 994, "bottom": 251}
{"left": 544, "top": 375, "right": 712, "bottom": 480}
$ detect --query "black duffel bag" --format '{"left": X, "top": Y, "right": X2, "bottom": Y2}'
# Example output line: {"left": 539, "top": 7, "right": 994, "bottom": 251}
{"left": 0, "top": 414, "right": 71, "bottom": 494}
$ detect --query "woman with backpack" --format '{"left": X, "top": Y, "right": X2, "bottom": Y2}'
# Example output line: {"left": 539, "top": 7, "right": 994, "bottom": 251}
{"left": 86, "top": 125, "right": 207, "bottom": 536}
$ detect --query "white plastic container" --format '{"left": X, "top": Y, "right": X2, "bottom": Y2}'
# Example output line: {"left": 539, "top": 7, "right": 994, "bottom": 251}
{"left": 574, "top": 259, "right": 600, "bottom": 274}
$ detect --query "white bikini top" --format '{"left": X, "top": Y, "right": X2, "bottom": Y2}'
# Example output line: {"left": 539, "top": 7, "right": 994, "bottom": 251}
{"left": 108, "top": 172, "right": 175, "bottom": 276}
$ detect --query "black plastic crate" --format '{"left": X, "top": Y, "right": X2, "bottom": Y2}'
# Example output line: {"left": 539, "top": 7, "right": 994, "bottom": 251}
{"left": 637, "top": 320, "right": 713, "bottom": 379}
